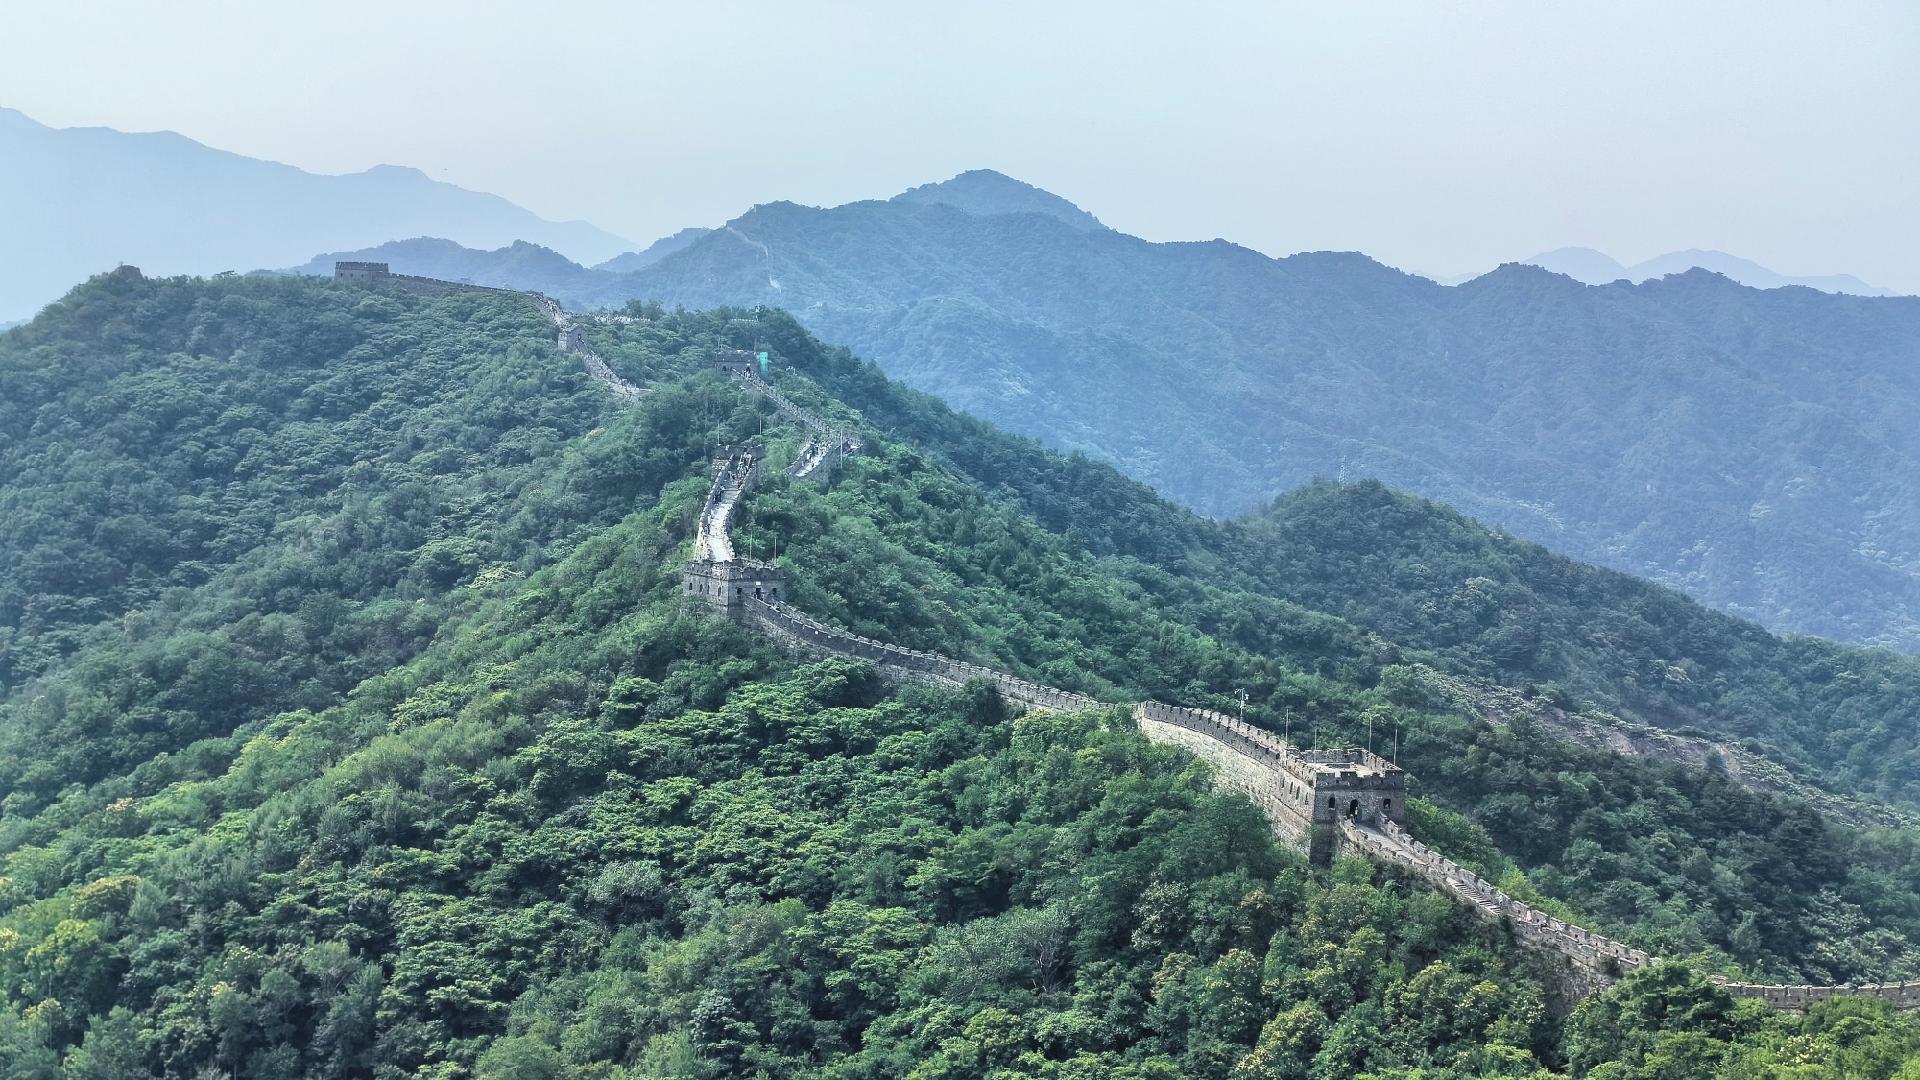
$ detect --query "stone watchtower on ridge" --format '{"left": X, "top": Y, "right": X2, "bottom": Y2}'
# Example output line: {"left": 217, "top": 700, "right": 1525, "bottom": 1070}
{"left": 683, "top": 559, "right": 786, "bottom": 619}
{"left": 1296, "top": 748, "right": 1405, "bottom": 863}
{"left": 1133, "top": 702, "right": 1406, "bottom": 865}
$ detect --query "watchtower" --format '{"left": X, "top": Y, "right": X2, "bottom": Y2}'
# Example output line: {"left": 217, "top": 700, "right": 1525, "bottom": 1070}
{"left": 1302, "top": 749, "right": 1406, "bottom": 863}
{"left": 683, "top": 558, "right": 786, "bottom": 619}
{"left": 714, "top": 350, "right": 756, "bottom": 377}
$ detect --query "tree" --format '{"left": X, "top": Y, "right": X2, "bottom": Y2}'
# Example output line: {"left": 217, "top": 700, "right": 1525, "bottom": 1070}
{"left": 63, "top": 1006, "right": 150, "bottom": 1079}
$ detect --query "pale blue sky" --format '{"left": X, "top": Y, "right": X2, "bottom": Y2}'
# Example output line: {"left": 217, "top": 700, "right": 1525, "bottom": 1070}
{"left": 6, "top": 1, "right": 1916, "bottom": 289}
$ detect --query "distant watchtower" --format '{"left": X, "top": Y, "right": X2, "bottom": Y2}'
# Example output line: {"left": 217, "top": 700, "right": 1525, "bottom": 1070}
{"left": 334, "top": 261, "right": 392, "bottom": 281}
{"left": 714, "top": 349, "right": 756, "bottom": 377}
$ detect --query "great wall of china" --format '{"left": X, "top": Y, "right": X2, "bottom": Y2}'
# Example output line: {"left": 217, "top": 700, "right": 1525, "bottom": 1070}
{"left": 336, "top": 262, "right": 1920, "bottom": 1013}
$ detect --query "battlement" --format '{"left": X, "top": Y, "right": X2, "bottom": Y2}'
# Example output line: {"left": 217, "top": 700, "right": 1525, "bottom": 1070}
{"left": 333, "top": 261, "right": 391, "bottom": 280}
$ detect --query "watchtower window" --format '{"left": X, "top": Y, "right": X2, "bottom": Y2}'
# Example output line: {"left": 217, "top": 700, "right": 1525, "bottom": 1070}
{"left": 1347, "top": 799, "right": 1359, "bottom": 818}
{"left": 1327, "top": 797, "right": 1335, "bottom": 810}
{"left": 1382, "top": 799, "right": 1391, "bottom": 815}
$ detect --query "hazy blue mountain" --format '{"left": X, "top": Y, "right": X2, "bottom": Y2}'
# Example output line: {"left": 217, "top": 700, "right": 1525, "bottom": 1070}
{"left": 1523, "top": 246, "right": 1633, "bottom": 283}
{"left": 891, "top": 168, "right": 1108, "bottom": 230}
{"left": 593, "top": 226, "right": 714, "bottom": 272}
{"left": 1521, "top": 245, "right": 1896, "bottom": 296}
{"left": 0, "top": 105, "right": 632, "bottom": 320}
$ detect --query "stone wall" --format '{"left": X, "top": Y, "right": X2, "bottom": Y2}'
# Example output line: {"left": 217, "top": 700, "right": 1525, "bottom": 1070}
{"left": 693, "top": 447, "right": 764, "bottom": 564}
{"left": 731, "top": 369, "right": 861, "bottom": 457}
{"left": 788, "top": 435, "right": 845, "bottom": 484}
{"left": 746, "top": 598, "right": 1101, "bottom": 714}
{"left": 1133, "top": 702, "right": 1406, "bottom": 863}
{"left": 1134, "top": 709, "right": 1317, "bottom": 855}
{"left": 535, "top": 295, "right": 648, "bottom": 400}
{"left": 1132, "top": 689, "right": 1920, "bottom": 1012}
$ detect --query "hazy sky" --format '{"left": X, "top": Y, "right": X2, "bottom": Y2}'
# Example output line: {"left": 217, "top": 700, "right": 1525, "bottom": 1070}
{"left": 6, "top": 1, "right": 1917, "bottom": 289}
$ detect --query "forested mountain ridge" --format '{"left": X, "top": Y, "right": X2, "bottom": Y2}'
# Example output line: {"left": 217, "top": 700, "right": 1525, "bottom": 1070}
{"left": 611, "top": 184, "right": 1920, "bottom": 654}
{"left": 284, "top": 175, "right": 1920, "bottom": 654}
{"left": 737, "top": 301, "right": 1920, "bottom": 812}
{"left": 5, "top": 273, "right": 1920, "bottom": 1075}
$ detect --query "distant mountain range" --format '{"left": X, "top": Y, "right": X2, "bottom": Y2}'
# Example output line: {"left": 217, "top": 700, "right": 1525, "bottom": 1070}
{"left": 0, "top": 106, "right": 632, "bottom": 321}
{"left": 290, "top": 170, "right": 1920, "bottom": 652}
{"left": 593, "top": 227, "right": 713, "bottom": 273}
{"left": 1514, "top": 246, "right": 1897, "bottom": 296}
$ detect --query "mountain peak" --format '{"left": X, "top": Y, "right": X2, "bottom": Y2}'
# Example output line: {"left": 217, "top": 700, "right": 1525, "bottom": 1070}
{"left": 1521, "top": 246, "right": 1630, "bottom": 284}
{"left": 594, "top": 227, "right": 714, "bottom": 274}
{"left": 891, "top": 169, "right": 1106, "bottom": 231}
{"left": 357, "top": 163, "right": 433, "bottom": 182}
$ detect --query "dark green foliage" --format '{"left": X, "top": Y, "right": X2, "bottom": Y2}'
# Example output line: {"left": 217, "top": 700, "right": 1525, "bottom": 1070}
{"left": 5, "top": 274, "right": 1920, "bottom": 1076}
{"left": 1242, "top": 480, "right": 1920, "bottom": 808}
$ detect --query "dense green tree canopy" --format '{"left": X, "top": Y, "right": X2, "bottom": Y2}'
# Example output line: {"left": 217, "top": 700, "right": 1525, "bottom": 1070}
{"left": 3, "top": 274, "right": 1920, "bottom": 1076}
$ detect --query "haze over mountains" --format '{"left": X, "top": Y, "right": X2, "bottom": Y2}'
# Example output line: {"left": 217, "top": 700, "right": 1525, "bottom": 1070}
{"left": 1516, "top": 246, "right": 1896, "bottom": 296}
{"left": 295, "top": 170, "right": 1920, "bottom": 654}
{"left": 0, "top": 106, "right": 632, "bottom": 321}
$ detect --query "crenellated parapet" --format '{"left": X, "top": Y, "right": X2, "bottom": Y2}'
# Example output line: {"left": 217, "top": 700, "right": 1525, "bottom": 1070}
{"left": 746, "top": 598, "right": 1101, "bottom": 713}
{"left": 684, "top": 558, "right": 787, "bottom": 617}
{"left": 728, "top": 366, "right": 861, "bottom": 470}
{"left": 692, "top": 446, "right": 765, "bottom": 564}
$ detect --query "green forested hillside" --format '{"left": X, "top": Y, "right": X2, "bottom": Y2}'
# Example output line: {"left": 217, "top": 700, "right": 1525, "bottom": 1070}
{"left": 4, "top": 274, "right": 1920, "bottom": 1077}
{"left": 746, "top": 306, "right": 1920, "bottom": 812}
